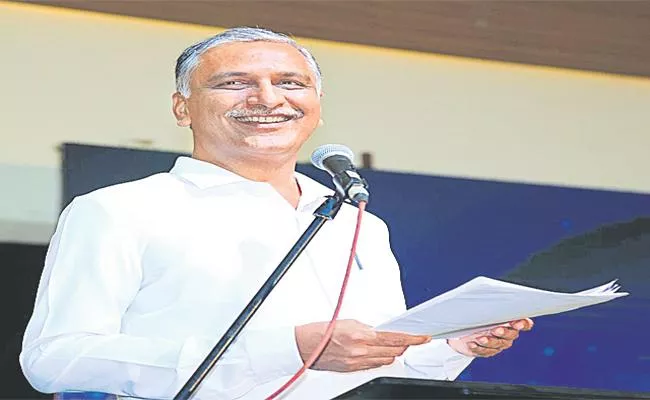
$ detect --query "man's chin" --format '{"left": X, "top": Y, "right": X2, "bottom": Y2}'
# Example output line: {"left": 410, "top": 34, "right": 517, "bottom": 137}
{"left": 242, "top": 135, "right": 304, "bottom": 155}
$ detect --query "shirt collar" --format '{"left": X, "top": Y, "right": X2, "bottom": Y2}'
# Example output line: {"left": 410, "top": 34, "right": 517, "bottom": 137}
{"left": 170, "top": 156, "right": 250, "bottom": 188}
{"left": 169, "top": 156, "right": 335, "bottom": 209}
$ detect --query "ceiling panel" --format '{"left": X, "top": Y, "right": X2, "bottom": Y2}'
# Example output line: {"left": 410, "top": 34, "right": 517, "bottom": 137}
{"left": 16, "top": 0, "right": 650, "bottom": 78}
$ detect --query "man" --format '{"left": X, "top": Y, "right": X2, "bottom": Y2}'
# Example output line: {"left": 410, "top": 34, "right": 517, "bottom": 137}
{"left": 20, "top": 27, "right": 532, "bottom": 399}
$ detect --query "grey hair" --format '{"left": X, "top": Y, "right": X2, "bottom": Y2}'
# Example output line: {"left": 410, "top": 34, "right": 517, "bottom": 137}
{"left": 175, "top": 26, "right": 322, "bottom": 97}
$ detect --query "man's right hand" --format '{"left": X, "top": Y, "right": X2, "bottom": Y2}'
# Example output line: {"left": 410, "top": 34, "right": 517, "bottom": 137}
{"left": 294, "top": 319, "right": 431, "bottom": 372}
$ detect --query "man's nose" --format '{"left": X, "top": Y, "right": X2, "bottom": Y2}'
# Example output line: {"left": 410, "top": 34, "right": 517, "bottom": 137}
{"left": 246, "top": 82, "right": 283, "bottom": 108}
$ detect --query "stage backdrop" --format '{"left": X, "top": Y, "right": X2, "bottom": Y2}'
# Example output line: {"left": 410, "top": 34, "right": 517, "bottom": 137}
{"left": 62, "top": 143, "right": 650, "bottom": 392}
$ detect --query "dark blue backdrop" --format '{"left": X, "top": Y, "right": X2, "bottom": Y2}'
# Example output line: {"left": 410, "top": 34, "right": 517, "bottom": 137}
{"left": 62, "top": 143, "right": 650, "bottom": 392}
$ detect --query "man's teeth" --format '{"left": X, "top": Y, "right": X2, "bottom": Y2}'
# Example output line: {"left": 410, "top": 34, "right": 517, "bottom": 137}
{"left": 235, "top": 115, "right": 292, "bottom": 123}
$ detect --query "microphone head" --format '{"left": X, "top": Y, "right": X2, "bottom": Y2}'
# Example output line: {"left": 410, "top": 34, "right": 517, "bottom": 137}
{"left": 310, "top": 144, "right": 355, "bottom": 170}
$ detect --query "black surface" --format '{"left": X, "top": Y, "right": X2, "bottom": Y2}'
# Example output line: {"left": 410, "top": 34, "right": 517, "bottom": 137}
{"left": 333, "top": 377, "right": 650, "bottom": 400}
{"left": 0, "top": 243, "right": 49, "bottom": 398}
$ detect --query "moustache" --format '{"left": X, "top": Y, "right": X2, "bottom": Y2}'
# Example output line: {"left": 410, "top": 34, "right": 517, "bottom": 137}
{"left": 225, "top": 107, "right": 304, "bottom": 119}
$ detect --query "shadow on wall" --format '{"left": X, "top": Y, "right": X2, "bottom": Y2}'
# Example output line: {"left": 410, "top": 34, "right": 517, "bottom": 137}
{"left": 502, "top": 217, "right": 650, "bottom": 298}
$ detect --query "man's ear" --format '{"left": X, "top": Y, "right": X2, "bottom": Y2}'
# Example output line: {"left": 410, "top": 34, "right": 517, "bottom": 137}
{"left": 172, "top": 92, "right": 192, "bottom": 127}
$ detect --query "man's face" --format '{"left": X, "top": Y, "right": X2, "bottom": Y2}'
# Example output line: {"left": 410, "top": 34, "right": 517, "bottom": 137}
{"left": 173, "top": 41, "right": 322, "bottom": 162}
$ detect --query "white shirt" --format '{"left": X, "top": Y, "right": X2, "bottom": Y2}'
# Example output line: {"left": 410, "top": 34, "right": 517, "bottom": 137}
{"left": 21, "top": 156, "right": 472, "bottom": 400}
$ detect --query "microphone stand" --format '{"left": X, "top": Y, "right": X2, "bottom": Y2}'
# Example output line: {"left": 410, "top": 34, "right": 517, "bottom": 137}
{"left": 174, "top": 195, "right": 344, "bottom": 400}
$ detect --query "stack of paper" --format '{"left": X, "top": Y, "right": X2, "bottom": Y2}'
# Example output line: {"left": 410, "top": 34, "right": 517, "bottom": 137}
{"left": 376, "top": 277, "right": 628, "bottom": 339}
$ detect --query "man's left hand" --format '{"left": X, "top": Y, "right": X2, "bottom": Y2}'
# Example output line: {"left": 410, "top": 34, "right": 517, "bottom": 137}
{"left": 447, "top": 318, "right": 534, "bottom": 357}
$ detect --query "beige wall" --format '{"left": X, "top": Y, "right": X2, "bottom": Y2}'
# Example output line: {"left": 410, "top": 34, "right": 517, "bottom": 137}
{"left": 1, "top": 2, "right": 649, "bottom": 243}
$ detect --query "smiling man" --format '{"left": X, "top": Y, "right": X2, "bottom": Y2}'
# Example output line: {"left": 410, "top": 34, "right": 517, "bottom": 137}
{"left": 20, "top": 27, "right": 532, "bottom": 399}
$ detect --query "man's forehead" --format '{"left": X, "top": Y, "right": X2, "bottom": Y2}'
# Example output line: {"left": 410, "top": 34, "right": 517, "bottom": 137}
{"left": 187, "top": 41, "right": 320, "bottom": 91}
{"left": 198, "top": 41, "right": 312, "bottom": 72}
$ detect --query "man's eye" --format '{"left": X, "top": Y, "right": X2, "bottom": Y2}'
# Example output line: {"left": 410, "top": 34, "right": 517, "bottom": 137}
{"left": 278, "top": 80, "right": 306, "bottom": 89}
{"left": 217, "top": 81, "right": 247, "bottom": 89}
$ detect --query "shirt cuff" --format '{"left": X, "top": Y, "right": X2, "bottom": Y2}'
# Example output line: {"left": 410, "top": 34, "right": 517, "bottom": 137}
{"left": 436, "top": 340, "right": 475, "bottom": 379}
{"left": 403, "top": 339, "right": 474, "bottom": 380}
{"left": 243, "top": 326, "right": 304, "bottom": 384}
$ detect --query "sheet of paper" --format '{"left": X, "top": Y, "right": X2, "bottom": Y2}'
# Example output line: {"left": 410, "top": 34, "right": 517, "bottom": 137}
{"left": 375, "top": 277, "right": 628, "bottom": 339}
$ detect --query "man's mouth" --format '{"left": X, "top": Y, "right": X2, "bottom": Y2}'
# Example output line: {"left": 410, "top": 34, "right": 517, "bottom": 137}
{"left": 232, "top": 115, "right": 295, "bottom": 124}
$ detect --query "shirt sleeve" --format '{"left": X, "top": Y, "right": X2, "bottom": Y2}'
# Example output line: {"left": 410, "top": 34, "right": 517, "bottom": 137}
{"left": 20, "top": 196, "right": 303, "bottom": 399}
{"left": 368, "top": 217, "right": 474, "bottom": 380}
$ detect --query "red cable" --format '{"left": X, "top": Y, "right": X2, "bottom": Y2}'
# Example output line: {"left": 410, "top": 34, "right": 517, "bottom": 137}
{"left": 265, "top": 200, "right": 367, "bottom": 400}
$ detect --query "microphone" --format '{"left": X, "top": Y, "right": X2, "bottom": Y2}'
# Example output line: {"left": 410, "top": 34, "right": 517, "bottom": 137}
{"left": 310, "top": 144, "right": 370, "bottom": 203}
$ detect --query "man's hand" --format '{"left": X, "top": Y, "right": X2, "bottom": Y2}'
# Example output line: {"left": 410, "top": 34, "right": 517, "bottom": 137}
{"left": 295, "top": 319, "right": 431, "bottom": 372}
{"left": 447, "top": 318, "right": 534, "bottom": 357}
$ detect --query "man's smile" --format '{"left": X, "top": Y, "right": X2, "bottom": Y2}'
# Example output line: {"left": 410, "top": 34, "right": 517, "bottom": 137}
{"left": 232, "top": 114, "right": 297, "bottom": 124}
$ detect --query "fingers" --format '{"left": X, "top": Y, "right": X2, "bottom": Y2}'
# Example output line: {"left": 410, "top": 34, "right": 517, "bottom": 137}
{"left": 374, "top": 331, "right": 431, "bottom": 347}
{"left": 509, "top": 318, "right": 534, "bottom": 331}
{"left": 467, "top": 342, "right": 502, "bottom": 357}
{"left": 450, "top": 319, "right": 533, "bottom": 359}
{"left": 472, "top": 335, "right": 513, "bottom": 351}
{"left": 490, "top": 326, "right": 520, "bottom": 341}
{"left": 361, "top": 345, "right": 410, "bottom": 358}
{"left": 467, "top": 319, "right": 533, "bottom": 357}
{"left": 522, "top": 318, "right": 534, "bottom": 330}
{"left": 302, "top": 320, "right": 432, "bottom": 373}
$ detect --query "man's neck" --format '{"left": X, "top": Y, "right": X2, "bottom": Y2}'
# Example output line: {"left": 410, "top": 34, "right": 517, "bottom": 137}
{"left": 193, "top": 150, "right": 302, "bottom": 208}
